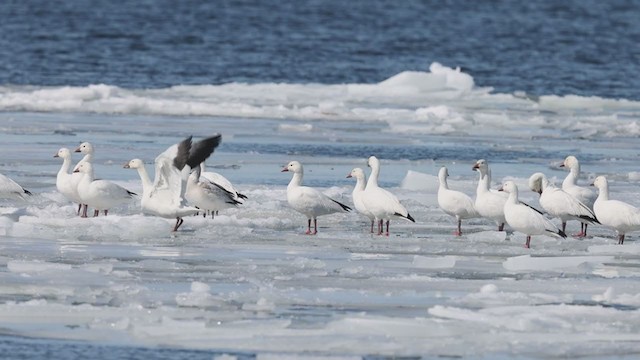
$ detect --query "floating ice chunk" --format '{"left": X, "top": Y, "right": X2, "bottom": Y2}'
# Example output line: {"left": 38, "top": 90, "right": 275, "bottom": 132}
{"left": 175, "top": 281, "right": 226, "bottom": 308}
{"left": 592, "top": 287, "right": 616, "bottom": 303}
{"left": 278, "top": 123, "right": 313, "bottom": 132}
{"left": 629, "top": 172, "right": 640, "bottom": 181}
{"left": 429, "top": 62, "right": 475, "bottom": 92}
{"left": 7, "top": 260, "right": 72, "bottom": 274}
{"left": 242, "top": 298, "right": 275, "bottom": 312}
{"left": 503, "top": 255, "right": 614, "bottom": 271}
{"left": 588, "top": 245, "right": 640, "bottom": 254}
{"left": 412, "top": 255, "right": 456, "bottom": 269}
{"left": 480, "top": 284, "right": 498, "bottom": 294}
{"left": 400, "top": 170, "right": 438, "bottom": 191}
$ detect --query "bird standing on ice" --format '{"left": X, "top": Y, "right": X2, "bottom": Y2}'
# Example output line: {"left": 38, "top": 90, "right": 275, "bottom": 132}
{"left": 591, "top": 176, "right": 640, "bottom": 245}
{"left": 361, "top": 156, "right": 415, "bottom": 236}
{"left": 54, "top": 148, "right": 84, "bottom": 211}
{"left": 185, "top": 165, "right": 242, "bottom": 216}
{"left": 472, "top": 159, "right": 507, "bottom": 231}
{"left": 437, "top": 166, "right": 478, "bottom": 236}
{"left": 124, "top": 135, "right": 222, "bottom": 231}
{"left": 73, "top": 141, "right": 95, "bottom": 215}
{"left": 74, "top": 162, "right": 136, "bottom": 217}
{"left": 282, "top": 161, "right": 351, "bottom": 235}
{"left": 528, "top": 172, "right": 599, "bottom": 235}
{"left": 347, "top": 167, "right": 375, "bottom": 233}
{"left": 500, "top": 180, "right": 566, "bottom": 248}
{"left": 197, "top": 162, "right": 247, "bottom": 218}
{"left": 560, "top": 156, "right": 597, "bottom": 237}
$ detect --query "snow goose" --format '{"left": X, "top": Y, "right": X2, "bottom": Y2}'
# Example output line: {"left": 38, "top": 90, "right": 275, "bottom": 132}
{"left": 54, "top": 147, "right": 84, "bottom": 210}
{"left": 73, "top": 141, "right": 95, "bottom": 214}
{"left": 500, "top": 180, "right": 566, "bottom": 248}
{"left": 198, "top": 162, "right": 247, "bottom": 218}
{"left": 472, "top": 159, "right": 507, "bottom": 231}
{"left": 0, "top": 173, "right": 31, "bottom": 199}
{"left": 186, "top": 165, "right": 241, "bottom": 217}
{"left": 361, "top": 156, "right": 414, "bottom": 236}
{"left": 75, "top": 162, "right": 136, "bottom": 217}
{"left": 124, "top": 135, "right": 222, "bottom": 231}
{"left": 282, "top": 161, "right": 351, "bottom": 235}
{"left": 591, "top": 176, "right": 640, "bottom": 244}
{"left": 560, "top": 155, "right": 597, "bottom": 237}
{"left": 438, "top": 166, "right": 479, "bottom": 236}
{"left": 528, "top": 172, "right": 599, "bottom": 235}
{"left": 347, "top": 167, "right": 375, "bottom": 233}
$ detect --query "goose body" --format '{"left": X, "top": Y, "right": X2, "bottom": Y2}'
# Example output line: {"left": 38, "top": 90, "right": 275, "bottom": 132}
{"left": 438, "top": 166, "right": 479, "bottom": 236}
{"left": 75, "top": 162, "right": 136, "bottom": 217}
{"left": 528, "top": 172, "right": 599, "bottom": 234}
{"left": 282, "top": 161, "right": 351, "bottom": 235}
{"left": 592, "top": 176, "right": 640, "bottom": 244}
{"left": 0, "top": 173, "right": 31, "bottom": 199}
{"left": 472, "top": 159, "right": 507, "bottom": 231}
{"left": 54, "top": 147, "right": 83, "bottom": 206}
{"left": 347, "top": 167, "right": 375, "bottom": 233}
{"left": 501, "top": 180, "right": 566, "bottom": 248}
{"left": 561, "top": 156, "right": 597, "bottom": 236}
{"left": 186, "top": 166, "right": 241, "bottom": 216}
{"left": 361, "top": 156, "right": 415, "bottom": 236}
{"left": 124, "top": 135, "right": 222, "bottom": 231}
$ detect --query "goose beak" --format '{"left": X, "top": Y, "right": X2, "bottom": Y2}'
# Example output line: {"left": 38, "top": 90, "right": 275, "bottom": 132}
{"left": 281, "top": 166, "right": 289, "bottom": 172}
{"left": 346, "top": 173, "right": 352, "bottom": 178}
{"left": 53, "top": 153, "right": 59, "bottom": 158}
{"left": 498, "top": 186, "right": 504, "bottom": 192}
{"left": 73, "top": 168, "right": 80, "bottom": 173}
{"left": 74, "top": 147, "right": 81, "bottom": 153}
{"left": 472, "top": 164, "right": 479, "bottom": 170}
{"left": 123, "top": 163, "right": 130, "bottom": 169}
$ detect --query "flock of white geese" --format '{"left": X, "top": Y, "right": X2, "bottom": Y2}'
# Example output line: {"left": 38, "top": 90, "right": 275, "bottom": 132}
{"left": 0, "top": 135, "right": 639, "bottom": 247}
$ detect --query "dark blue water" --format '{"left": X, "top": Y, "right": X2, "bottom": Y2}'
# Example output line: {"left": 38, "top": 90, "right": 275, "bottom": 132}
{"left": 1, "top": 0, "right": 638, "bottom": 100}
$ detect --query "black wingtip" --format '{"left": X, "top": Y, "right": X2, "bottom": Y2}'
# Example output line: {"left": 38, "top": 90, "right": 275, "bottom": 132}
{"left": 186, "top": 134, "right": 223, "bottom": 169}
{"left": 127, "top": 190, "right": 137, "bottom": 197}
{"left": 395, "top": 212, "right": 416, "bottom": 222}
{"left": 558, "top": 229, "right": 567, "bottom": 238}
{"left": 23, "top": 189, "right": 32, "bottom": 195}
{"left": 237, "top": 192, "right": 248, "bottom": 200}
{"left": 578, "top": 215, "right": 600, "bottom": 225}
{"left": 331, "top": 199, "right": 351, "bottom": 212}
{"left": 173, "top": 136, "right": 193, "bottom": 170}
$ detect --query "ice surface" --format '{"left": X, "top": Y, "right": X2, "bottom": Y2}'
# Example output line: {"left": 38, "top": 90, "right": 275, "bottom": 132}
{"left": 2, "top": 67, "right": 640, "bottom": 358}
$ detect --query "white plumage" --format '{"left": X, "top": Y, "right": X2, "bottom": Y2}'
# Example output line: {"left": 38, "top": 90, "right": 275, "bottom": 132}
{"left": 501, "top": 180, "right": 566, "bottom": 248}
{"left": 472, "top": 159, "right": 507, "bottom": 231}
{"left": 347, "top": 167, "right": 375, "bottom": 233}
{"left": 361, "top": 156, "right": 415, "bottom": 236}
{"left": 592, "top": 175, "right": 640, "bottom": 245}
{"left": 282, "top": 161, "right": 351, "bottom": 235}
{"left": 561, "top": 155, "right": 597, "bottom": 236}
{"left": 437, "top": 166, "right": 479, "bottom": 236}
{"left": 125, "top": 135, "right": 222, "bottom": 231}
{"left": 528, "top": 172, "right": 599, "bottom": 234}
{"left": 0, "top": 172, "right": 31, "bottom": 200}
{"left": 186, "top": 166, "right": 241, "bottom": 216}
{"left": 75, "top": 162, "right": 136, "bottom": 217}
{"left": 54, "top": 147, "right": 84, "bottom": 208}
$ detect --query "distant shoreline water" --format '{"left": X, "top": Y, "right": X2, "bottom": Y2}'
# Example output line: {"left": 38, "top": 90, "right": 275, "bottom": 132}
{"left": 1, "top": 0, "right": 639, "bottom": 100}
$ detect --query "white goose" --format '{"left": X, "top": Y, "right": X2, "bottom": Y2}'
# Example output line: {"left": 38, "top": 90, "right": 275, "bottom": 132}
{"left": 592, "top": 176, "right": 640, "bottom": 245}
{"left": 73, "top": 141, "right": 95, "bottom": 215}
{"left": 361, "top": 156, "right": 415, "bottom": 236}
{"left": 500, "top": 180, "right": 566, "bottom": 248}
{"left": 347, "top": 167, "right": 375, "bottom": 233}
{"left": 198, "top": 163, "right": 247, "bottom": 218}
{"left": 75, "top": 162, "right": 136, "bottom": 217}
{"left": 186, "top": 165, "right": 241, "bottom": 216}
{"left": 124, "top": 135, "right": 222, "bottom": 231}
{"left": 0, "top": 173, "right": 31, "bottom": 199}
{"left": 282, "top": 161, "right": 351, "bottom": 235}
{"left": 437, "top": 166, "right": 479, "bottom": 236}
{"left": 54, "top": 148, "right": 84, "bottom": 209}
{"left": 472, "top": 159, "right": 507, "bottom": 231}
{"left": 528, "top": 172, "right": 599, "bottom": 234}
{"left": 560, "top": 155, "right": 597, "bottom": 237}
